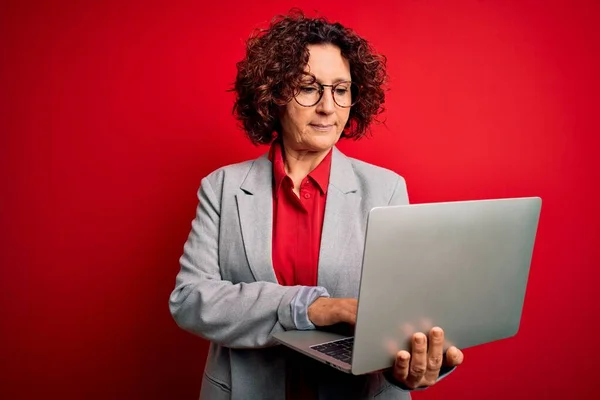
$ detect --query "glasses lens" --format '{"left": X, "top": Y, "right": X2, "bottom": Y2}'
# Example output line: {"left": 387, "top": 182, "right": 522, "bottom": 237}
{"left": 295, "top": 85, "right": 322, "bottom": 107}
{"left": 332, "top": 82, "right": 358, "bottom": 108}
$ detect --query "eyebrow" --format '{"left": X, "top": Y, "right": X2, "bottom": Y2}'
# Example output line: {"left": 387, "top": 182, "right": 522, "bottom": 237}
{"left": 302, "top": 77, "right": 352, "bottom": 84}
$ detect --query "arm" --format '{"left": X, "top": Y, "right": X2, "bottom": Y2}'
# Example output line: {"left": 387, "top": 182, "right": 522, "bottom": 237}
{"left": 292, "top": 286, "right": 331, "bottom": 330}
{"left": 169, "top": 177, "right": 307, "bottom": 349}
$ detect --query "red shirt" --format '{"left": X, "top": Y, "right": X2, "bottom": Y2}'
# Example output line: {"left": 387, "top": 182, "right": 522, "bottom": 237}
{"left": 270, "top": 141, "right": 332, "bottom": 287}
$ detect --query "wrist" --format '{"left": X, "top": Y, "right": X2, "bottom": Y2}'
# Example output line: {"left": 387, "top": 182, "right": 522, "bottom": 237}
{"left": 291, "top": 286, "right": 330, "bottom": 330}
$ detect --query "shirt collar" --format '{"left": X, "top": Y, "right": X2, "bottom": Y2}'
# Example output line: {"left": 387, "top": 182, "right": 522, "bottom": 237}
{"left": 269, "top": 140, "right": 332, "bottom": 196}
{"left": 308, "top": 148, "right": 332, "bottom": 194}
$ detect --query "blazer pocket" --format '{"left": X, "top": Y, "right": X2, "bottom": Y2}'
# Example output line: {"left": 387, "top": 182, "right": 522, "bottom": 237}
{"left": 202, "top": 371, "right": 232, "bottom": 398}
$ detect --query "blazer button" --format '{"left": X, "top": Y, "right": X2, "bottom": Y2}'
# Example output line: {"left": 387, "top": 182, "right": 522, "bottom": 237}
{"left": 304, "top": 193, "right": 311, "bottom": 199}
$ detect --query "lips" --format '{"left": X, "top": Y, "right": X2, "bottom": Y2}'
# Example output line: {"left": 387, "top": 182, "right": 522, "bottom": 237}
{"left": 310, "top": 124, "right": 335, "bottom": 131}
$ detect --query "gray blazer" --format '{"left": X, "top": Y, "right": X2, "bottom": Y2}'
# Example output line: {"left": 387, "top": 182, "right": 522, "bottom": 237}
{"left": 169, "top": 147, "right": 412, "bottom": 400}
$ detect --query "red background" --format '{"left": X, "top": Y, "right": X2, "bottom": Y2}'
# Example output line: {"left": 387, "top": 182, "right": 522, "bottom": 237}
{"left": 1, "top": 0, "right": 598, "bottom": 398}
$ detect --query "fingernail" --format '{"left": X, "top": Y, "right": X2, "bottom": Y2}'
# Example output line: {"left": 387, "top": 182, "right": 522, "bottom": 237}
{"left": 432, "top": 328, "right": 442, "bottom": 338}
{"left": 415, "top": 335, "right": 425, "bottom": 344}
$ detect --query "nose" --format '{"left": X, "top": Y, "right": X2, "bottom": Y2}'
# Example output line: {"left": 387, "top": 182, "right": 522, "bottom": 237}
{"left": 316, "top": 87, "right": 335, "bottom": 115}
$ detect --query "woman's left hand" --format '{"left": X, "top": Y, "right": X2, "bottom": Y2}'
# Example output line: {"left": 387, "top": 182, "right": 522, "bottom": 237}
{"left": 392, "top": 327, "right": 464, "bottom": 389}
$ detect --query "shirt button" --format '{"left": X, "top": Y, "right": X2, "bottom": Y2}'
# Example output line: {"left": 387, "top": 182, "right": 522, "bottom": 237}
{"left": 304, "top": 193, "right": 311, "bottom": 199}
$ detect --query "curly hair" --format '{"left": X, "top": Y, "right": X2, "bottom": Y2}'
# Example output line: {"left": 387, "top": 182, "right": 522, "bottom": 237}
{"left": 232, "top": 9, "right": 387, "bottom": 145}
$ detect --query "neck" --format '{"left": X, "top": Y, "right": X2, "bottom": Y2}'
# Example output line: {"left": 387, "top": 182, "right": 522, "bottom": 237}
{"left": 280, "top": 140, "right": 331, "bottom": 189}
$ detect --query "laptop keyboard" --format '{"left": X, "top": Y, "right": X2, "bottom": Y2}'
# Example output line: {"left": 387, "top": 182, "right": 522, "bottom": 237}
{"left": 310, "top": 337, "right": 354, "bottom": 364}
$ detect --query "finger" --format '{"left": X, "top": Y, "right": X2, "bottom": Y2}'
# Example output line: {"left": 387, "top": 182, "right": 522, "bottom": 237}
{"left": 423, "top": 327, "right": 444, "bottom": 384}
{"left": 405, "top": 332, "right": 428, "bottom": 388}
{"left": 393, "top": 351, "right": 411, "bottom": 381}
{"left": 444, "top": 346, "right": 464, "bottom": 366}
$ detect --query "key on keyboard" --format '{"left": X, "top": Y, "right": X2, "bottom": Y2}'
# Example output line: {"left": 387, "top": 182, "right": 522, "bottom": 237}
{"left": 310, "top": 337, "right": 354, "bottom": 364}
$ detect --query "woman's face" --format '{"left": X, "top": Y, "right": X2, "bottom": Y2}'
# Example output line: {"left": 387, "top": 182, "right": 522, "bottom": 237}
{"left": 279, "top": 44, "right": 352, "bottom": 154}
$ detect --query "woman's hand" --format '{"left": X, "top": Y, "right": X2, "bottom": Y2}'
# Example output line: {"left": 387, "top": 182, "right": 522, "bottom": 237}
{"left": 307, "top": 297, "right": 358, "bottom": 326}
{"left": 307, "top": 301, "right": 463, "bottom": 389}
{"left": 392, "top": 327, "right": 464, "bottom": 389}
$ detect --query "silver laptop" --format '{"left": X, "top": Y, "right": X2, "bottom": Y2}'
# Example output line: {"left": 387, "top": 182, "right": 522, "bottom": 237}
{"left": 273, "top": 197, "right": 542, "bottom": 375}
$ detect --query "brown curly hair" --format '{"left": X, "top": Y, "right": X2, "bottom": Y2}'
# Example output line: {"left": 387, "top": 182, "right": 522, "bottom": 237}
{"left": 232, "top": 9, "right": 387, "bottom": 145}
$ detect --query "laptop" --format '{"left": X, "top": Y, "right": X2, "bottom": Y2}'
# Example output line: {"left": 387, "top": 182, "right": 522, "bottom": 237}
{"left": 273, "top": 197, "right": 542, "bottom": 375}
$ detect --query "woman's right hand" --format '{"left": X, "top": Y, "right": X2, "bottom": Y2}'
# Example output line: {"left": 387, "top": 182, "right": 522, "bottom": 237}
{"left": 307, "top": 298, "right": 358, "bottom": 326}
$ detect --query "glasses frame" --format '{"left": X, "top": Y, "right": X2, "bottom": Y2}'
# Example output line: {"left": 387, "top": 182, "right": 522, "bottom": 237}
{"left": 293, "top": 81, "right": 359, "bottom": 108}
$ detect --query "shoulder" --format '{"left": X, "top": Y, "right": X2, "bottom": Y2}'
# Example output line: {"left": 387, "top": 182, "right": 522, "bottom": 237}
{"left": 345, "top": 154, "right": 407, "bottom": 192}
{"left": 199, "top": 156, "right": 265, "bottom": 195}
{"left": 344, "top": 154, "right": 409, "bottom": 205}
{"left": 347, "top": 156, "right": 405, "bottom": 186}
{"left": 204, "top": 158, "right": 257, "bottom": 183}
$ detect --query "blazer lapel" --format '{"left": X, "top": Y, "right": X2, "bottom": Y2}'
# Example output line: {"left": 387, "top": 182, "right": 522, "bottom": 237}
{"left": 236, "top": 154, "right": 279, "bottom": 283}
{"left": 318, "top": 147, "right": 361, "bottom": 295}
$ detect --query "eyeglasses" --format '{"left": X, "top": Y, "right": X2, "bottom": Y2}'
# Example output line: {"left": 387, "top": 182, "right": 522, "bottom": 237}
{"left": 293, "top": 81, "right": 359, "bottom": 108}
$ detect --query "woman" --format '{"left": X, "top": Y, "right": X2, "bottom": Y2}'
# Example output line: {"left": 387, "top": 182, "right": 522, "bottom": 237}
{"left": 169, "top": 10, "right": 464, "bottom": 400}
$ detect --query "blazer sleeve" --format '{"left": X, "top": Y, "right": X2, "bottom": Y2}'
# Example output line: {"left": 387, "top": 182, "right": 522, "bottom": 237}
{"left": 169, "top": 176, "right": 302, "bottom": 349}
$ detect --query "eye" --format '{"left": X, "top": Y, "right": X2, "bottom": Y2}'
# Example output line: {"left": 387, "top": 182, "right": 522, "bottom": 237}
{"left": 300, "top": 86, "right": 319, "bottom": 94}
{"left": 334, "top": 87, "right": 350, "bottom": 96}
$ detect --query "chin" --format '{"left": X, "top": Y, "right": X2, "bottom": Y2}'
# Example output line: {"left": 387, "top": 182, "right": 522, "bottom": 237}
{"left": 306, "top": 134, "right": 340, "bottom": 152}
